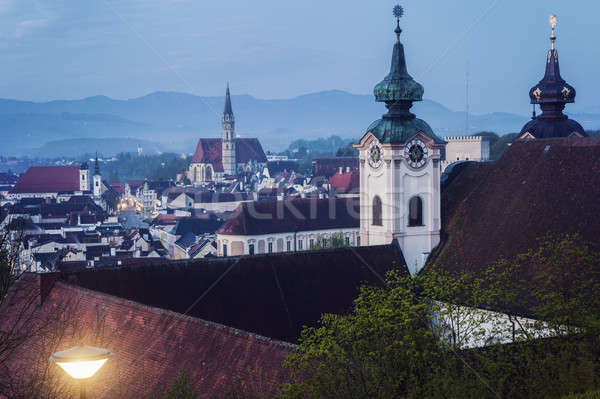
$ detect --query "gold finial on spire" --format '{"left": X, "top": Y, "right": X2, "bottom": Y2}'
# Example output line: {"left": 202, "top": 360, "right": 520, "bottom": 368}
{"left": 549, "top": 14, "right": 557, "bottom": 50}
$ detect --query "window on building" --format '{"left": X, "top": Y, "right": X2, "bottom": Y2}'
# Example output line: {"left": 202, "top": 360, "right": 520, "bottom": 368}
{"left": 298, "top": 240, "right": 303, "bottom": 250}
{"left": 249, "top": 244, "right": 255, "bottom": 255}
{"left": 408, "top": 196, "right": 423, "bottom": 226}
{"left": 223, "top": 244, "right": 228, "bottom": 257}
{"left": 286, "top": 241, "right": 291, "bottom": 251}
{"left": 372, "top": 195, "right": 382, "bottom": 226}
{"left": 268, "top": 242, "right": 273, "bottom": 253}
{"left": 309, "top": 239, "right": 315, "bottom": 248}
{"left": 357, "top": 235, "right": 360, "bottom": 246}
{"left": 345, "top": 236, "right": 350, "bottom": 246}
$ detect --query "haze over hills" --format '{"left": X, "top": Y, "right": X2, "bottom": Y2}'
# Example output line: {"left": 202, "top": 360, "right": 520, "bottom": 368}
{"left": 0, "top": 90, "right": 599, "bottom": 157}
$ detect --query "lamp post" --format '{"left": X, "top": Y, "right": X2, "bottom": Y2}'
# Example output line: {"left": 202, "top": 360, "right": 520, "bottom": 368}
{"left": 50, "top": 345, "right": 114, "bottom": 399}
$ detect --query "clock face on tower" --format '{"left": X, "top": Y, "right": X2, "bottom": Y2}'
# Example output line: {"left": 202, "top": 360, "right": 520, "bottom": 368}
{"left": 368, "top": 141, "right": 383, "bottom": 168}
{"left": 404, "top": 139, "right": 428, "bottom": 169}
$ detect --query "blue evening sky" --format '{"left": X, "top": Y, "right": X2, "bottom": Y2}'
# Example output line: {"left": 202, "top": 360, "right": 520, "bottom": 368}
{"left": 0, "top": 1, "right": 596, "bottom": 115}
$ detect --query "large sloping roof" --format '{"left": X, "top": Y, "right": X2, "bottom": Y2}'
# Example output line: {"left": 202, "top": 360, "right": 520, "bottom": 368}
{"left": 217, "top": 197, "right": 359, "bottom": 236}
{"left": 430, "top": 137, "right": 600, "bottom": 273}
{"left": 191, "top": 138, "right": 267, "bottom": 171}
{"left": 10, "top": 166, "right": 80, "bottom": 194}
{"left": 0, "top": 274, "right": 292, "bottom": 398}
{"left": 61, "top": 243, "right": 406, "bottom": 343}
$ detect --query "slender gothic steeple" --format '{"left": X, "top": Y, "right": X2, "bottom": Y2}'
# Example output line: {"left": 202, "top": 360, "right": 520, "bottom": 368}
{"left": 519, "top": 15, "right": 585, "bottom": 139}
{"left": 222, "top": 83, "right": 236, "bottom": 175}
{"left": 224, "top": 83, "right": 233, "bottom": 116}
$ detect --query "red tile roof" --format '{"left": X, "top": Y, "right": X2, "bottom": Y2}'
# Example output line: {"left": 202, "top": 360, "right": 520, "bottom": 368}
{"left": 0, "top": 273, "right": 292, "bottom": 398}
{"left": 191, "top": 138, "right": 267, "bottom": 172}
{"left": 10, "top": 166, "right": 80, "bottom": 194}
{"left": 109, "top": 183, "right": 124, "bottom": 194}
{"left": 328, "top": 170, "right": 360, "bottom": 194}
{"left": 217, "top": 197, "right": 359, "bottom": 235}
{"left": 126, "top": 180, "right": 144, "bottom": 188}
{"left": 312, "top": 157, "right": 358, "bottom": 178}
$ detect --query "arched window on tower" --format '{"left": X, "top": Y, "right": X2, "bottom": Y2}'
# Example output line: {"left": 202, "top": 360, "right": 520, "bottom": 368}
{"left": 372, "top": 195, "right": 382, "bottom": 226}
{"left": 408, "top": 196, "right": 423, "bottom": 227}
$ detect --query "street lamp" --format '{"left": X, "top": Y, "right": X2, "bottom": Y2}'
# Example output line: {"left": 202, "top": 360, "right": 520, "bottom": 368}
{"left": 50, "top": 345, "right": 114, "bottom": 399}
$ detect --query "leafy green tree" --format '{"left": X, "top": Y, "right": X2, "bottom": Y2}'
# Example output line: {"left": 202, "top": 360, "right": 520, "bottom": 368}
{"left": 280, "top": 234, "right": 600, "bottom": 399}
{"left": 335, "top": 145, "right": 358, "bottom": 157}
{"left": 308, "top": 232, "right": 348, "bottom": 250}
{"left": 280, "top": 270, "right": 438, "bottom": 399}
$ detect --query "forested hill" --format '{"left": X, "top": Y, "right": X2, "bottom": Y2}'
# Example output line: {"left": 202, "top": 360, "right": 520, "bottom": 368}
{"left": 1, "top": 90, "right": 598, "bottom": 157}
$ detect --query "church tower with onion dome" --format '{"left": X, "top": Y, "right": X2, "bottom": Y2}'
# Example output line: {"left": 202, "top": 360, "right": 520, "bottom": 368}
{"left": 519, "top": 15, "right": 586, "bottom": 140}
{"left": 354, "top": 5, "right": 446, "bottom": 275}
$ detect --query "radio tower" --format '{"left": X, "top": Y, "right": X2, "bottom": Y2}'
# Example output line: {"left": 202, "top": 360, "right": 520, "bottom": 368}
{"left": 465, "top": 61, "right": 470, "bottom": 136}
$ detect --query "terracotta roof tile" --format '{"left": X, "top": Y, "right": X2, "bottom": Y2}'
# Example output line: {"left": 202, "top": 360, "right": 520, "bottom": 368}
{"left": 328, "top": 170, "right": 360, "bottom": 194}
{"left": 10, "top": 166, "right": 80, "bottom": 194}
{"left": 0, "top": 274, "right": 292, "bottom": 398}
{"left": 191, "top": 138, "right": 267, "bottom": 171}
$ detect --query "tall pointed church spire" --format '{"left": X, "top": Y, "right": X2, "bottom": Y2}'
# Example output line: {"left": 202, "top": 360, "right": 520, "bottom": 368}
{"left": 224, "top": 82, "right": 233, "bottom": 116}
{"left": 221, "top": 83, "right": 236, "bottom": 175}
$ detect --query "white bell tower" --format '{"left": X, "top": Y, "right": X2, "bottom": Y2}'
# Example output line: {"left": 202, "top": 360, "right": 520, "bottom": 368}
{"left": 354, "top": 5, "right": 446, "bottom": 274}
{"left": 93, "top": 154, "right": 102, "bottom": 197}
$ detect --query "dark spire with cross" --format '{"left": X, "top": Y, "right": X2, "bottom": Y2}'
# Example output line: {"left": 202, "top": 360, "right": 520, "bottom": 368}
{"left": 224, "top": 82, "right": 233, "bottom": 116}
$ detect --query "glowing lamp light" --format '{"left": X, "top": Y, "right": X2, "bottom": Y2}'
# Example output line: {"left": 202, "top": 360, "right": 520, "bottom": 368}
{"left": 50, "top": 345, "right": 113, "bottom": 379}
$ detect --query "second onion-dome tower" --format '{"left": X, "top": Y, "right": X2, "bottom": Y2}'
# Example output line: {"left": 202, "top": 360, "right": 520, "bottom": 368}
{"left": 519, "top": 15, "right": 586, "bottom": 140}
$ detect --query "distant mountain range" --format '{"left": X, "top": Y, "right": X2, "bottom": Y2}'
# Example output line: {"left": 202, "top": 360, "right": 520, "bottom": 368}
{"left": 1, "top": 90, "right": 599, "bottom": 157}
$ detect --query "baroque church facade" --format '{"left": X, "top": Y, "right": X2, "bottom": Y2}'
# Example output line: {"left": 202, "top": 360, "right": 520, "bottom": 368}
{"left": 188, "top": 85, "right": 267, "bottom": 184}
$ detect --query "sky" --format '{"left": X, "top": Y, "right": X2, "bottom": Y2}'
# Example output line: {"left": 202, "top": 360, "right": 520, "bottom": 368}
{"left": 0, "top": 0, "right": 597, "bottom": 115}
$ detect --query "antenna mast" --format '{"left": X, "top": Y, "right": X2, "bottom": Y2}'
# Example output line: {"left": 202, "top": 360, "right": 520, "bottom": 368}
{"left": 465, "top": 61, "right": 470, "bottom": 136}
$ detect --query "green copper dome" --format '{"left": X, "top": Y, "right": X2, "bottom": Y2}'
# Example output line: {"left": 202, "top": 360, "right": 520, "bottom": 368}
{"left": 373, "top": 30, "right": 423, "bottom": 102}
{"left": 362, "top": 6, "right": 445, "bottom": 145}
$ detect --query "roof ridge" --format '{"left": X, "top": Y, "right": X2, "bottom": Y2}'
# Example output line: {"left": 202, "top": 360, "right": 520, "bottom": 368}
{"left": 54, "top": 280, "right": 297, "bottom": 348}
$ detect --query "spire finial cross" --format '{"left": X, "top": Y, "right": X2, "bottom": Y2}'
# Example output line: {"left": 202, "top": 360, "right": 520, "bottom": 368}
{"left": 393, "top": 5, "right": 403, "bottom": 41}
